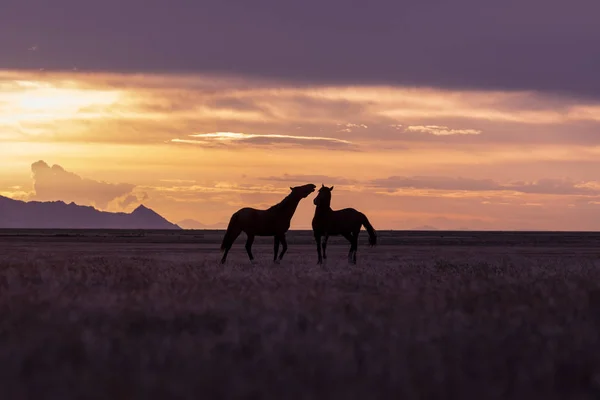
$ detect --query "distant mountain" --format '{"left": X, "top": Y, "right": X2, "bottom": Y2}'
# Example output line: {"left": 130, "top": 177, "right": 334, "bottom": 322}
{"left": 411, "top": 225, "right": 439, "bottom": 231}
{"left": 177, "top": 219, "right": 226, "bottom": 230}
{"left": 0, "top": 196, "right": 181, "bottom": 229}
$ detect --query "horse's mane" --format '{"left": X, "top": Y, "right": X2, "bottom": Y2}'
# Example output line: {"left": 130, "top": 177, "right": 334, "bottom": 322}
{"left": 267, "top": 191, "right": 295, "bottom": 212}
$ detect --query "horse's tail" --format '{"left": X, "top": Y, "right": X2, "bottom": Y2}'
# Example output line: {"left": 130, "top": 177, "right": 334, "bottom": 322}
{"left": 361, "top": 213, "right": 377, "bottom": 247}
{"left": 220, "top": 211, "right": 241, "bottom": 251}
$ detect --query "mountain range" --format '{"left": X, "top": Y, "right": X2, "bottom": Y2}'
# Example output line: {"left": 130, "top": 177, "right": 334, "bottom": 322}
{"left": 176, "top": 219, "right": 227, "bottom": 230}
{"left": 0, "top": 195, "right": 181, "bottom": 229}
{"left": 411, "top": 225, "right": 439, "bottom": 231}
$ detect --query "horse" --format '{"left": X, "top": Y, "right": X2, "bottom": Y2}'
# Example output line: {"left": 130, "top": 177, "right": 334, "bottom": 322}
{"left": 220, "top": 183, "right": 316, "bottom": 264}
{"left": 312, "top": 184, "right": 377, "bottom": 265}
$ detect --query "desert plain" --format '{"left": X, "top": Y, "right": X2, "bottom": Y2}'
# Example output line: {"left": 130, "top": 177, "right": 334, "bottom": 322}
{"left": 1, "top": 229, "right": 600, "bottom": 399}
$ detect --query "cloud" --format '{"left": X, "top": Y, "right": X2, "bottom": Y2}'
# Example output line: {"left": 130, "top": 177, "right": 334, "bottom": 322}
{"left": 369, "top": 176, "right": 600, "bottom": 196}
{"left": 405, "top": 125, "right": 482, "bottom": 136}
{"left": 507, "top": 179, "right": 600, "bottom": 196}
{"left": 4, "top": 71, "right": 600, "bottom": 151}
{"left": 171, "top": 132, "right": 355, "bottom": 149}
{"left": 30, "top": 160, "right": 139, "bottom": 209}
{"left": 2, "top": 1, "right": 599, "bottom": 98}
{"left": 337, "top": 123, "right": 368, "bottom": 132}
{"left": 260, "top": 173, "right": 358, "bottom": 186}
{"left": 370, "top": 176, "right": 500, "bottom": 192}
{"left": 144, "top": 182, "right": 288, "bottom": 197}
{"left": 118, "top": 192, "right": 148, "bottom": 209}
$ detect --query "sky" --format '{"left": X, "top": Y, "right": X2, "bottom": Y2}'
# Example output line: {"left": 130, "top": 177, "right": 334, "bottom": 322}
{"left": 2, "top": 1, "right": 600, "bottom": 230}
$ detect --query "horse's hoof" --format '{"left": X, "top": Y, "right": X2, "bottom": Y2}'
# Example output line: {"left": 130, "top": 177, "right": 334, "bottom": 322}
{"left": 273, "top": 259, "right": 280, "bottom": 264}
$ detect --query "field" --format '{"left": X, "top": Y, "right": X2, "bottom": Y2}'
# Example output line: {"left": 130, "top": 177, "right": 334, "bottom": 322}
{"left": 2, "top": 229, "right": 600, "bottom": 399}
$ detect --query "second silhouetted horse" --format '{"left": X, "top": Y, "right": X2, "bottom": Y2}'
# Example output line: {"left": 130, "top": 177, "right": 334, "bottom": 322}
{"left": 312, "top": 184, "right": 377, "bottom": 265}
{"left": 220, "top": 183, "right": 316, "bottom": 264}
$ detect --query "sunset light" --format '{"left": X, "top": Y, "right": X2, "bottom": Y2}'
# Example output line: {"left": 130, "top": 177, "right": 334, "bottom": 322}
{"left": 2, "top": 69, "right": 600, "bottom": 230}
{"left": 15, "top": 86, "right": 119, "bottom": 112}
{"left": 0, "top": 81, "right": 121, "bottom": 135}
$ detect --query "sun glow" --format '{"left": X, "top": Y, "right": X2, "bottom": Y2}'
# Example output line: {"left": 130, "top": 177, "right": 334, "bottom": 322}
{"left": 15, "top": 87, "right": 118, "bottom": 111}
{"left": 1, "top": 81, "right": 122, "bottom": 127}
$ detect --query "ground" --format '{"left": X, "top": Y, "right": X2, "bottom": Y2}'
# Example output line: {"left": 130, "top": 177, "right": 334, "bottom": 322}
{"left": 2, "top": 229, "right": 600, "bottom": 399}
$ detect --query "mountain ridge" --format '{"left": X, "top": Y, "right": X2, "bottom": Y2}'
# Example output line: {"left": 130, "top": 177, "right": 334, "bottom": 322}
{"left": 177, "top": 218, "right": 227, "bottom": 230}
{"left": 0, "top": 195, "right": 181, "bottom": 229}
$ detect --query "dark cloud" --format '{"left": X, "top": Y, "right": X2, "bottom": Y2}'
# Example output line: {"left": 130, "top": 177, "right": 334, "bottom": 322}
{"left": 204, "top": 96, "right": 270, "bottom": 114}
{"left": 260, "top": 174, "right": 358, "bottom": 186}
{"left": 30, "top": 160, "right": 137, "bottom": 208}
{"left": 371, "top": 176, "right": 500, "bottom": 192}
{"left": 508, "top": 179, "right": 599, "bottom": 196}
{"left": 370, "top": 176, "right": 600, "bottom": 196}
{"left": 2, "top": 1, "right": 599, "bottom": 97}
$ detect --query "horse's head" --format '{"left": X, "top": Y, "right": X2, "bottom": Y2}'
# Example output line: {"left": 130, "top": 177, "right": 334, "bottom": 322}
{"left": 289, "top": 183, "right": 316, "bottom": 199}
{"left": 313, "top": 184, "right": 334, "bottom": 206}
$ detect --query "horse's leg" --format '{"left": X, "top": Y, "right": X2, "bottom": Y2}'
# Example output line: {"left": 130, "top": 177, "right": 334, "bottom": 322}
{"left": 221, "top": 249, "right": 228, "bottom": 264}
{"left": 322, "top": 234, "right": 329, "bottom": 261}
{"left": 342, "top": 232, "right": 354, "bottom": 264}
{"left": 351, "top": 229, "right": 360, "bottom": 264}
{"left": 278, "top": 234, "right": 288, "bottom": 261}
{"left": 221, "top": 246, "right": 229, "bottom": 264}
{"left": 273, "top": 236, "right": 280, "bottom": 263}
{"left": 314, "top": 232, "right": 323, "bottom": 264}
{"left": 245, "top": 234, "right": 255, "bottom": 263}
{"left": 220, "top": 228, "right": 242, "bottom": 264}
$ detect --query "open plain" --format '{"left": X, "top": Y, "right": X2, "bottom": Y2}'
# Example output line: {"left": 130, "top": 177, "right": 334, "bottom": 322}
{"left": 2, "top": 229, "right": 600, "bottom": 399}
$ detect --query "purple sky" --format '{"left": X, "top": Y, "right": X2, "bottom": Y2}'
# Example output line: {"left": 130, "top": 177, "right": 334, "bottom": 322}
{"left": 2, "top": 0, "right": 599, "bottom": 97}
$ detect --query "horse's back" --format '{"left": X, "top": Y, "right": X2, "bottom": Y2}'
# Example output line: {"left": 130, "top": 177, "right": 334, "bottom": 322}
{"left": 233, "top": 207, "right": 289, "bottom": 235}
{"left": 312, "top": 208, "right": 365, "bottom": 235}
{"left": 237, "top": 206, "right": 262, "bottom": 214}
{"left": 335, "top": 208, "right": 364, "bottom": 219}
{"left": 235, "top": 207, "right": 268, "bottom": 218}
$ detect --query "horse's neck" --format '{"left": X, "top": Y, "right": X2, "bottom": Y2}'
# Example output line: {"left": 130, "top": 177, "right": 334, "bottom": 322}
{"left": 274, "top": 194, "right": 302, "bottom": 220}
{"left": 284, "top": 197, "right": 301, "bottom": 219}
{"left": 315, "top": 204, "right": 332, "bottom": 216}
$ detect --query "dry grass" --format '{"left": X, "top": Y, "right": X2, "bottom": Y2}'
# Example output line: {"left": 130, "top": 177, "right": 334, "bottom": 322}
{"left": 2, "top": 231, "right": 600, "bottom": 399}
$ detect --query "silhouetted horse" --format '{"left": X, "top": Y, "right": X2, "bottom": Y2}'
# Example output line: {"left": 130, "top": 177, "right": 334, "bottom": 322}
{"left": 312, "top": 184, "right": 377, "bottom": 265}
{"left": 220, "top": 184, "right": 316, "bottom": 264}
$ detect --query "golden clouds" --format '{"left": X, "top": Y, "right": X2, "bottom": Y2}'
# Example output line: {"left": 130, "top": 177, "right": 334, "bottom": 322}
{"left": 0, "top": 77, "right": 121, "bottom": 140}
{"left": 2, "top": 70, "right": 600, "bottom": 230}
{"left": 405, "top": 125, "right": 482, "bottom": 136}
{"left": 3, "top": 69, "right": 600, "bottom": 149}
{"left": 171, "top": 132, "right": 354, "bottom": 149}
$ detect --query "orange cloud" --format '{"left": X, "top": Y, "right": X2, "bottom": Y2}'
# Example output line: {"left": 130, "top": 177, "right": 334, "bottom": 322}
{"left": 29, "top": 160, "right": 144, "bottom": 210}
{"left": 3, "top": 70, "right": 600, "bottom": 149}
{"left": 3, "top": 70, "right": 600, "bottom": 230}
{"left": 369, "top": 176, "right": 600, "bottom": 196}
{"left": 171, "top": 132, "right": 355, "bottom": 149}
{"left": 405, "top": 125, "right": 482, "bottom": 136}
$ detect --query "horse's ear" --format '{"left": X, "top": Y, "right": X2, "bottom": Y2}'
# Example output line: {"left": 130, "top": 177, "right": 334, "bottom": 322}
{"left": 321, "top": 183, "right": 325, "bottom": 188}
{"left": 290, "top": 186, "right": 293, "bottom": 190}
{"left": 330, "top": 186, "right": 334, "bottom": 191}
